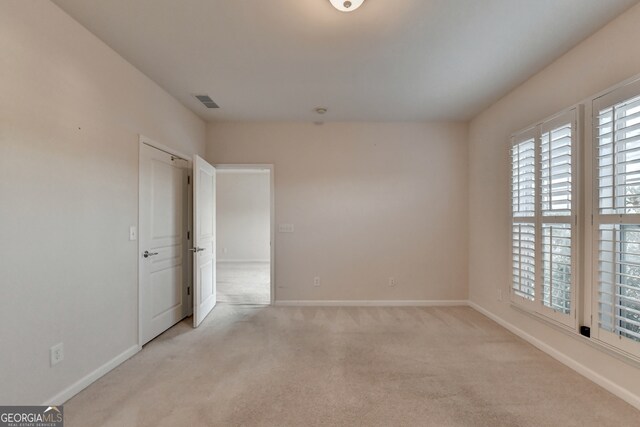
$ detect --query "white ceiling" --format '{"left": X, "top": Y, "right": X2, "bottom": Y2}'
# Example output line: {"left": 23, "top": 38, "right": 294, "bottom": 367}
{"left": 52, "top": 0, "right": 638, "bottom": 122}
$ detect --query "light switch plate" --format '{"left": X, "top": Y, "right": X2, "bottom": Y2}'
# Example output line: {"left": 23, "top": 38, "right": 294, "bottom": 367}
{"left": 129, "top": 226, "right": 137, "bottom": 241}
{"left": 279, "top": 224, "right": 295, "bottom": 233}
{"left": 50, "top": 343, "right": 64, "bottom": 366}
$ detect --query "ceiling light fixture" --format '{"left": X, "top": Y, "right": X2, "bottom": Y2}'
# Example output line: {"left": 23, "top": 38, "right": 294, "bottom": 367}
{"left": 329, "top": 0, "right": 365, "bottom": 13}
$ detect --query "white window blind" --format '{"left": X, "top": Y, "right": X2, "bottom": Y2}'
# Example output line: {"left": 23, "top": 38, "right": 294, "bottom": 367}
{"left": 512, "top": 134, "right": 536, "bottom": 302}
{"left": 597, "top": 95, "right": 640, "bottom": 215}
{"left": 512, "top": 223, "right": 535, "bottom": 300}
{"left": 594, "top": 82, "right": 640, "bottom": 350}
{"left": 540, "top": 117, "right": 574, "bottom": 316}
{"left": 512, "top": 138, "right": 535, "bottom": 218}
{"left": 542, "top": 224, "right": 572, "bottom": 314}
{"left": 511, "top": 109, "right": 576, "bottom": 327}
{"left": 598, "top": 225, "right": 640, "bottom": 342}
{"left": 541, "top": 123, "right": 572, "bottom": 216}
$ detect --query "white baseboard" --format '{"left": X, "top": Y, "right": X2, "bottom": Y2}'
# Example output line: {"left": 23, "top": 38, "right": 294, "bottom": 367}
{"left": 41, "top": 302, "right": 640, "bottom": 411}
{"left": 274, "top": 300, "right": 468, "bottom": 307}
{"left": 43, "top": 345, "right": 141, "bottom": 406}
{"left": 468, "top": 301, "right": 640, "bottom": 410}
{"left": 217, "top": 259, "right": 269, "bottom": 263}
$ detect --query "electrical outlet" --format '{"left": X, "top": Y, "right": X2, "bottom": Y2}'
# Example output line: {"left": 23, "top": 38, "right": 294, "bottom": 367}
{"left": 389, "top": 277, "right": 396, "bottom": 287}
{"left": 50, "top": 343, "right": 64, "bottom": 366}
{"left": 313, "top": 276, "right": 320, "bottom": 287}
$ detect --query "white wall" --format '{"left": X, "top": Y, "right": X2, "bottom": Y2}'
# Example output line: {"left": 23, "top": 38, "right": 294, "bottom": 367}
{"left": 468, "top": 3, "right": 640, "bottom": 405}
{"left": 217, "top": 171, "right": 271, "bottom": 262}
{"left": 207, "top": 122, "right": 468, "bottom": 303}
{"left": 0, "top": 1, "right": 205, "bottom": 405}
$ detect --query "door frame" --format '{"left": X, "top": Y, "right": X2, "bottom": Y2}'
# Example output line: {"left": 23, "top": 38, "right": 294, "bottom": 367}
{"left": 214, "top": 164, "right": 276, "bottom": 305}
{"left": 138, "top": 134, "right": 193, "bottom": 347}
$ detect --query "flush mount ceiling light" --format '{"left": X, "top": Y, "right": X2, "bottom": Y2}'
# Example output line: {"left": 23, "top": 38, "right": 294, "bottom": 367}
{"left": 329, "top": 0, "right": 365, "bottom": 12}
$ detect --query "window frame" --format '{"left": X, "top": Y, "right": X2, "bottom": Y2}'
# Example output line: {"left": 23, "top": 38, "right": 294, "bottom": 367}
{"left": 510, "top": 107, "right": 579, "bottom": 330}
{"left": 506, "top": 74, "right": 640, "bottom": 364}
{"left": 590, "top": 77, "right": 640, "bottom": 357}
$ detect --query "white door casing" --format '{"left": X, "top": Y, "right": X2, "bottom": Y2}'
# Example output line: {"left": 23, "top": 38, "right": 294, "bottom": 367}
{"left": 193, "top": 155, "right": 216, "bottom": 327}
{"left": 139, "top": 143, "right": 190, "bottom": 344}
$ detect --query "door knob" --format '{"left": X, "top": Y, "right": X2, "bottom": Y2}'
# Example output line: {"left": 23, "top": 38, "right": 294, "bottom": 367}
{"left": 189, "top": 247, "right": 205, "bottom": 253}
{"left": 143, "top": 250, "right": 159, "bottom": 258}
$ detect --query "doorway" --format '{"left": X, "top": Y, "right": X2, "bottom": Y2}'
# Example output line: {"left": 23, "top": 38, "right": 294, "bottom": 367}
{"left": 138, "top": 136, "right": 219, "bottom": 346}
{"left": 138, "top": 141, "right": 192, "bottom": 345}
{"left": 215, "top": 165, "right": 274, "bottom": 305}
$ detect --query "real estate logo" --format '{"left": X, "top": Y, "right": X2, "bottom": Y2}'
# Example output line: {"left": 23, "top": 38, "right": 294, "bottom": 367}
{"left": 0, "top": 406, "right": 63, "bottom": 427}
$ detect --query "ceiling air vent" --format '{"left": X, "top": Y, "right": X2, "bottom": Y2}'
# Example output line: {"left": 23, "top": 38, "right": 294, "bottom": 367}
{"left": 195, "top": 95, "right": 220, "bottom": 109}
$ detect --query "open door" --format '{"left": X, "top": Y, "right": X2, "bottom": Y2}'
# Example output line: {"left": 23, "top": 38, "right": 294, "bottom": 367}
{"left": 192, "top": 155, "right": 216, "bottom": 327}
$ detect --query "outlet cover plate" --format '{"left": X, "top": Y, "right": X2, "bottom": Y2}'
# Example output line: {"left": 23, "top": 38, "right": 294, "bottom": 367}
{"left": 50, "top": 343, "right": 64, "bottom": 366}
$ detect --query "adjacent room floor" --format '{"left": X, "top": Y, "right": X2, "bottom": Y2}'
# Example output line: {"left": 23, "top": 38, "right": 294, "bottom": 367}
{"left": 64, "top": 304, "right": 638, "bottom": 426}
{"left": 217, "top": 261, "right": 270, "bottom": 305}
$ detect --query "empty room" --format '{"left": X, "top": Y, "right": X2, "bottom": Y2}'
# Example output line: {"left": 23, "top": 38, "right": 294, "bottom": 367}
{"left": 2, "top": 1, "right": 640, "bottom": 426}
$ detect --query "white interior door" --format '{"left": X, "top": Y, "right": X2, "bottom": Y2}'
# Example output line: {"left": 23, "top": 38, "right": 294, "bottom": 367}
{"left": 140, "top": 144, "right": 190, "bottom": 345}
{"left": 193, "top": 155, "right": 216, "bottom": 327}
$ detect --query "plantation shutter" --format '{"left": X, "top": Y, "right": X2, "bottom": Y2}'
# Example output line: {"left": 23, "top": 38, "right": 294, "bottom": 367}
{"left": 510, "top": 110, "right": 576, "bottom": 327}
{"left": 539, "top": 113, "right": 575, "bottom": 316}
{"left": 512, "top": 132, "right": 536, "bottom": 301}
{"left": 594, "top": 80, "right": 640, "bottom": 350}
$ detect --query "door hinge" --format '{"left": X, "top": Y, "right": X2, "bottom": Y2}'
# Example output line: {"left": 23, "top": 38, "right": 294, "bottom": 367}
{"left": 591, "top": 214, "right": 594, "bottom": 225}
{"left": 187, "top": 175, "right": 191, "bottom": 185}
{"left": 187, "top": 286, "right": 191, "bottom": 296}
{"left": 187, "top": 231, "right": 190, "bottom": 240}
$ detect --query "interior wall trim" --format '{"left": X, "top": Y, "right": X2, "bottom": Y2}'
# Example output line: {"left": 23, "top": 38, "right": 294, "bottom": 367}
{"left": 468, "top": 301, "right": 640, "bottom": 410}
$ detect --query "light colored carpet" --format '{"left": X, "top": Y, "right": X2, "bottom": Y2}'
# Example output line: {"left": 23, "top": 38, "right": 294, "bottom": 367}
{"left": 64, "top": 304, "right": 638, "bottom": 426}
{"left": 217, "top": 262, "right": 270, "bottom": 305}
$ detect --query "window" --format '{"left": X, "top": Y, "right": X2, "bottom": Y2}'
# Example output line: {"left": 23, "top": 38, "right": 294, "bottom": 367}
{"left": 540, "top": 118, "right": 574, "bottom": 316}
{"left": 511, "top": 109, "right": 577, "bottom": 328}
{"left": 508, "top": 76, "right": 640, "bottom": 360}
{"left": 593, "top": 79, "right": 640, "bottom": 355}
